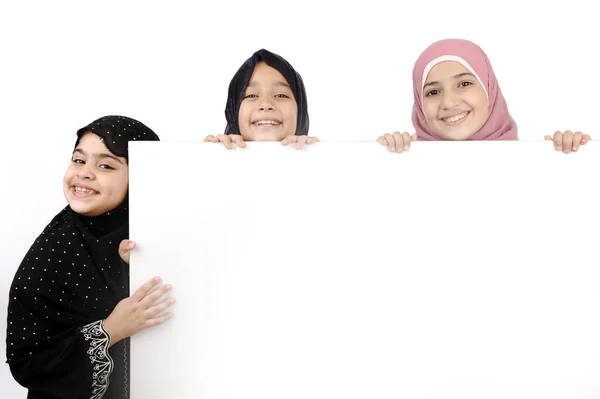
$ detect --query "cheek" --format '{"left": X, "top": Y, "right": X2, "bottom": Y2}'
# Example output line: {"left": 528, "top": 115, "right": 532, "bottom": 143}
{"left": 119, "top": 181, "right": 128, "bottom": 200}
{"left": 462, "top": 95, "right": 488, "bottom": 135}
{"left": 108, "top": 172, "right": 129, "bottom": 201}
{"left": 237, "top": 104, "right": 252, "bottom": 137}
{"left": 468, "top": 89, "right": 488, "bottom": 113}
{"left": 118, "top": 175, "right": 129, "bottom": 200}
{"left": 422, "top": 102, "right": 438, "bottom": 123}
{"left": 479, "top": 99, "right": 489, "bottom": 116}
{"left": 470, "top": 93, "right": 489, "bottom": 124}
{"left": 63, "top": 165, "right": 74, "bottom": 186}
{"left": 284, "top": 103, "right": 298, "bottom": 134}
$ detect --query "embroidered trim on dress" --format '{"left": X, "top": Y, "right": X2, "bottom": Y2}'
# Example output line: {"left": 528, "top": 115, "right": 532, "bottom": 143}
{"left": 81, "top": 319, "right": 113, "bottom": 399}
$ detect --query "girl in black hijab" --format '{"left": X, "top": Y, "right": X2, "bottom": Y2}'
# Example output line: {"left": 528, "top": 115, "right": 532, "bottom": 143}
{"left": 204, "top": 48, "right": 318, "bottom": 149}
{"left": 6, "top": 115, "right": 175, "bottom": 399}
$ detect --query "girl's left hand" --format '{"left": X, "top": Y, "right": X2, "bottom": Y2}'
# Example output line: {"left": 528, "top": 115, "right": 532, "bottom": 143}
{"left": 544, "top": 131, "right": 591, "bottom": 154}
{"left": 281, "top": 135, "right": 319, "bottom": 150}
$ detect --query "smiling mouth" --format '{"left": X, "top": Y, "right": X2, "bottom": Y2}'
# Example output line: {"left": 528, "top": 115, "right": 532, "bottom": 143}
{"left": 72, "top": 186, "right": 98, "bottom": 196}
{"left": 442, "top": 111, "right": 469, "bottom": 125}
{"left": 253, "top": 120, "right": 281, "bottom": 127}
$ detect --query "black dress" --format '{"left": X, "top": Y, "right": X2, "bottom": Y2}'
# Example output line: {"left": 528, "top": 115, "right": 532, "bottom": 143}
{"left": 7, "top": 205, "right": 131, "bottom": 399}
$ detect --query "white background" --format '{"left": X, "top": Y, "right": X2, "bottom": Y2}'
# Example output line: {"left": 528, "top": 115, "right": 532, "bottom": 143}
{"left": 1, "top": 0, "right": 598, "bottom": 396}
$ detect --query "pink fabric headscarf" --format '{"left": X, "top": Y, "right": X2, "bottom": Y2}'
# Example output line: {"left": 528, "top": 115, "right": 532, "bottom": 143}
{"left": 412, "top": 39, "right": 518, "bottom": 141}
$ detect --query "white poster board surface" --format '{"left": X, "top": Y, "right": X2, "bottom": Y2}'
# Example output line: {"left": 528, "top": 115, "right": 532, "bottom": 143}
{"left": 129, "top": 142, "right": 600, "bottom": 398}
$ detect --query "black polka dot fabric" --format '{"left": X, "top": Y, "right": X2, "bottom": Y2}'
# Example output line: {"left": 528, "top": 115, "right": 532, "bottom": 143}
{"left": 75, "top": 115, "right": 160, "bottom": 162}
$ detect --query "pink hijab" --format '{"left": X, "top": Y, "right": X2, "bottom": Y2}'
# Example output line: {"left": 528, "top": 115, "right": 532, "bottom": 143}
{"left": 412, "top": 39, "right": 518, "bottom": 141}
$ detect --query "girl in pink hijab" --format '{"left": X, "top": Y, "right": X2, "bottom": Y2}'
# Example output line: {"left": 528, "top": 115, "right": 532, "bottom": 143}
{"left": 378, "top": 39, "right": 591, "bottom": 153}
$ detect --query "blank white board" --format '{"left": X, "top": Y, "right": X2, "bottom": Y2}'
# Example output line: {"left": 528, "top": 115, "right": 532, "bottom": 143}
{"left": 129, "top": 141, "right": 600, "bottom": 399}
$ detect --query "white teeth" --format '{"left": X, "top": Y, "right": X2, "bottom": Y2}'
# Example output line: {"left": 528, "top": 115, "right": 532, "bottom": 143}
{"left": 444, "top": 112, "right": 468, "bottom": 123}
{"left": 255, "top": 120, "right": 280, "bottom": 126}
{"left": 75, "top": 186, "right": 96, "bottom": 194}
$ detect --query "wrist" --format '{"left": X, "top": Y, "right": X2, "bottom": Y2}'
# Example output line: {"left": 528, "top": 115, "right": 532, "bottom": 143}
{"left": 102, "top": 317, "right": 121, "bottom": 347}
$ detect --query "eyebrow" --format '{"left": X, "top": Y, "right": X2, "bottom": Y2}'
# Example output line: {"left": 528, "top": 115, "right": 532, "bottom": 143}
{"left": 247, "top": 80, "right": 291, "bottom": 89}
{"left": 423, "top": 72, "right": 476, "bottom": 89}
{"left": 73, "top": 148, "right": 124, "bottom": 165}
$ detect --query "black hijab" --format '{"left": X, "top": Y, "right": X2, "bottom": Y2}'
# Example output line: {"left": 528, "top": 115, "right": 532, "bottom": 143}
{"left": 6, "top": 115, "right": 159, "bottom": 399}
{"left": 224, "top": 48, "right": 309, "bottom": 136}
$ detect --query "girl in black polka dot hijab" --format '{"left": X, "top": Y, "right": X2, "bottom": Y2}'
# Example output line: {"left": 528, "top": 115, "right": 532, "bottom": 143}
{"left": 6, "top": 115, "right": 175, "bottom": 399}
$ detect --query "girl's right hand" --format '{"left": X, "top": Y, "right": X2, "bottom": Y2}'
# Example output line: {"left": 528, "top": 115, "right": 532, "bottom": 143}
{"left": 203, "top": 134, "right": 246, "bottom": 150}
{"left": 376, "top": 131, "right": 416, "bottom": 153}
{"left": 103, "top": 277, "right": 175, "bottom": 346}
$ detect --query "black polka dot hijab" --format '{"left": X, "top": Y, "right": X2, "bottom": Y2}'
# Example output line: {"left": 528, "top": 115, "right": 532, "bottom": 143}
{"left": 76, "top": 114, "right": 159, "bottom": 161}
{"left": 6, "top": 115, "right": 159, "bottom": 398}
{"left": 224, "top": 48, "right": 310, "bottom": 136}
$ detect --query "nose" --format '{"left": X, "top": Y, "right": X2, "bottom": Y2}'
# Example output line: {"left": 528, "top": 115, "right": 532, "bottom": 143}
{"left": 258, "top": 98, "right": 276, "bottom": 111}
{"left": 77, "top": 162, "right": 95, "bottom": 180}
{"left": 441, "top": 89, "right": 460, "bottom": 109}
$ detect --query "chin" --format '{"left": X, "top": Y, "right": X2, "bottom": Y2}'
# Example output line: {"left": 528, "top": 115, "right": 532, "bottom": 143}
{"left": 69, "top": 204, "right": 93, "bottom": 216}
{"left": 441, "top": 129, "right": 474, "bottom": 141}
{"left": 67, "top": 199, "right": 104, "bottom": 217}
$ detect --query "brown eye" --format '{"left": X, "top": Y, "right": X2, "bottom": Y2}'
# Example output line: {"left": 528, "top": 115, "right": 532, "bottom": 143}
{"left": 459, "top": 81, "right": 473, "bottom": 88}
{"left": 243, "top": 94, "right": 258, "bottom": 99}
{"left": 426, "top": 89, "right": 439, "bottom": 97}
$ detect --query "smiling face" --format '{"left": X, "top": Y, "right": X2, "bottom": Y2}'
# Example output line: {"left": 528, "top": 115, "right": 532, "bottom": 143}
{"left": 63, "top": 132, "right": 129, "bottom": 217}
{"left": 237, "top": 61, "right": 298, "bottom": 141}
{"left": 422, "top": 61, "right": 488, "bottom": 141}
